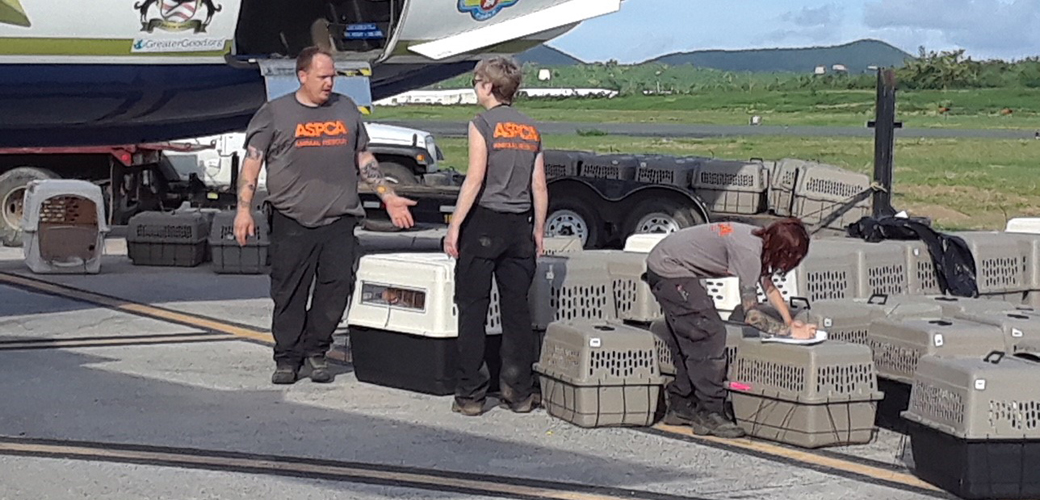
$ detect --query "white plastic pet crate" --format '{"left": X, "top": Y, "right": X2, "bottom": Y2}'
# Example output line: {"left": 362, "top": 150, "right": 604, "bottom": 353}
{"left": 622, "top": 233, "right": 668, "bottom": 253}
{"left": 542, "top": 236, "right": 584, "bottom": 256}
{"left": 21, "top": 179, "right": 109, "bottom": 274}
{"left": 692, "top": 159, "right": 769, "bottom": 215}
{"left": 1006, "top": 217, "right": 1040, "bottom": 234}
{"left": 346, "top": 253, "right": 501, "bottom": 338}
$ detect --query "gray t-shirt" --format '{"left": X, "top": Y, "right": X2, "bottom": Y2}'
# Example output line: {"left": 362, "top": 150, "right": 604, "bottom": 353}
{"left": 471, "top": 105, "right": 542, "bottom": 213}
{"left": 244, "top": 93, "right": 370, "bottom": 228}
{"left": 646, "top": 222, "right": 764, "bottom": 291}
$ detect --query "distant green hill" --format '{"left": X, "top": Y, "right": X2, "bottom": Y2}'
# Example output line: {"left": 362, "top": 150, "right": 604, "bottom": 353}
{"left": 515, "top": 45, "right": 585, "bottom": 66}
{"left": 648, "top": 39, "right": 912, "bottom": 74}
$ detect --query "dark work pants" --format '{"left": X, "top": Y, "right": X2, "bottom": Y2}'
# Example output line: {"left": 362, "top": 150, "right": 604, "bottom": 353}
{"left": 647, "top": 271, "right": 728, "bottom": 415}
{"left": 454, "top": 206, "right": 538, "bottom": 404}
{"left": 268, "top": 209, "right": 359, "bottom": 367}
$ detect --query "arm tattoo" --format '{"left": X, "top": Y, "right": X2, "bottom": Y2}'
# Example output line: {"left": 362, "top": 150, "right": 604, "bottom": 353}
{"left": 359, "top": 157, "right": 394, "bottom": 199}
{"left": 237, "top": 180, "right": 256, "bottom": 209}
{"left": 740, "top": 286, "right": 790, "bottom": 336}
{"left": 245, "top": 146, "right": 263, "bottom": 161}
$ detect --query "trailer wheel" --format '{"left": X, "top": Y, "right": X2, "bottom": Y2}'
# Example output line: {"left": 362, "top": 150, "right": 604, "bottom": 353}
{"left": 379, "top": 161, "right": 419, "bottom": 185}
{"left": 0, "top": 167, "right": 59, "bottom": 247}
{"left": 545, "top": 198, "right": 602, "bottom": 248}
{"left": 624, "top": 197, "right": 705, "bottom": 237}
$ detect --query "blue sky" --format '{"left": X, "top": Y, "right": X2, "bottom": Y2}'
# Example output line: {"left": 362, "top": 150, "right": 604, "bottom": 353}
{"left": 549, "top": 0, "right": 1040, "bottom": 63}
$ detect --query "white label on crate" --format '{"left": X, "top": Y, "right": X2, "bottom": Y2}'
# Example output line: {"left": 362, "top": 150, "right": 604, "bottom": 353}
{"left": 934, "top": 334, "right": 945, "bottom": 347}
{"left": 590, "top": 338, "right": 601, "bottom": 348}
{"left": 913, "top": 248, "right": 921, "bottom": 256}
{"left": 1013, "top": 328, "right": 1024, "bottom": 338}
{"left": 824, "top": 318, "right": 833, "bottom": 328}
{"left": 975, "top": 378, "right": 987, "bottom": 391}
{"left": 545, "top": 264, "right": 555, "bottom": 281}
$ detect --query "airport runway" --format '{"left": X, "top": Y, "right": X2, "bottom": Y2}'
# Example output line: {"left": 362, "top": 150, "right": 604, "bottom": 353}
{"left": 0, "top": 232, "right": 951, "bottom": 500}
{"left": 378, "top": 119, "right": 1038, "bottom": 140}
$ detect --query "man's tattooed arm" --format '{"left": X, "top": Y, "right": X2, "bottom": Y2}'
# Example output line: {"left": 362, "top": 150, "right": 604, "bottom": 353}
{"left": 740, "top": 285, "right": 791, "bottom": 336}
{"left": 237, "top": 146, "right": 263, "bottom": 211}
{"left": 358, "top": 153, "right": 395, "bottom": 200}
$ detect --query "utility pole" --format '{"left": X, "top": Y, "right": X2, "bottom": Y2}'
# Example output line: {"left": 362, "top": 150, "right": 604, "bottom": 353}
{"left": 867, "top": 68, "right": 900, "bottom": 218}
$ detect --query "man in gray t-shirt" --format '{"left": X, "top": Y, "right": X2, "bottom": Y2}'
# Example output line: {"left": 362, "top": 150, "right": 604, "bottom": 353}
{"left": 645, "top": 219, "right": 815, "bottom": 438}
{"left": 233, "top": 46, "right": 416, "bottom": 385}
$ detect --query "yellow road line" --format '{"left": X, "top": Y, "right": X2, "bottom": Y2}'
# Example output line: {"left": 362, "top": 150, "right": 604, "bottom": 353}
{"left": 652, "top": 424, "right": 941, "bottom": 492}
{"left": 0, "top": 441, "right": 673, "bottom": 500}
{"left": 0, "top": 273, "right": 274, "bottom": 344}
{"left": 0, "top": 334, "right": 233, "bottom": 350}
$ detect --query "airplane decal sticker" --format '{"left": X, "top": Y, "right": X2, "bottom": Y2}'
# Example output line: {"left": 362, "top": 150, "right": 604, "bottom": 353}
{"left": 457, "top": 0, "right": 519, "bottom": 22}
{"left": 134, "top": 0, "right": 222, "bottom": 33}
{"left": 0, "top": 0, "right": 31, "bottom": 27}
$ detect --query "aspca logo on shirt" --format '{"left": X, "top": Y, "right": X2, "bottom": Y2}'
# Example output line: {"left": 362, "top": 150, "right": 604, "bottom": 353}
{"left": 295, "top": 120, "right": 350, "bottom": 147}
{"left": 491, "top": 121, "right": 540, "bottom": 151}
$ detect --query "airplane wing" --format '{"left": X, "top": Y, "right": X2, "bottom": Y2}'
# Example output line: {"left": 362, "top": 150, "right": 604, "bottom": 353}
{"left": 0, "top": 0, "right": 30, "bottom": 27}
{"left": 408, "top": 0, "right": 622, "bottom": 60}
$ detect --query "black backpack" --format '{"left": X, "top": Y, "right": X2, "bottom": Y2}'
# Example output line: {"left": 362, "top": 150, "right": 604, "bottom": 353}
{"left": 846, "top": 216, "right": 979, "bottom": 298}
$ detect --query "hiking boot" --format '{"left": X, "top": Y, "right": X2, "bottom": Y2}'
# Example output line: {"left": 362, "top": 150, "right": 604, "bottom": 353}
{"left": 661, "top": 400, "right": 697, "bottom": 426}
{"left": 499, "top": 385, "right": 541, "bottom": 413}
{"left": 451, "top": 398, "right": 486, "bottom": 417}
{"left": 690, "top": 410, "right": 747, "bottom": 439}
{"left": 271, "top": 364, "right": 298, "bottom": 385}
{"left": 306, "top": 355, "right": 333, "bottom": 384}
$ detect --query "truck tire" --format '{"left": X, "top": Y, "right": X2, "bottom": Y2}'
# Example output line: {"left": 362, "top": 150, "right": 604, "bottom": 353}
{"left": 624, "top": 197, "right": 705, "bottom": 237}
{"left": 0, "top": 167, "right": 59, "bottom": 247}
{"left": 379, "top": 161, "right": 419, "bottom": 185}
{"left": 545, "top": 197, "right": 602, "bottom": 249}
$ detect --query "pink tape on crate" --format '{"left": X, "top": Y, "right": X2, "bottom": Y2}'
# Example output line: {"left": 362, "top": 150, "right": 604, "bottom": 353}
{"left": 729, "top": 382, "right": 752, "bottom": 392}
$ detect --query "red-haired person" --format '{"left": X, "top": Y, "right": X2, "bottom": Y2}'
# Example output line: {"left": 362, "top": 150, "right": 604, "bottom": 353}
{"left": 644, "top": 219, "right": 815, "bottom": 438}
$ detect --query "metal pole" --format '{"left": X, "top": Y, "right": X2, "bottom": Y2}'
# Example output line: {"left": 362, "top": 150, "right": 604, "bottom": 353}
{"left": 871, "top": 68, "right": 898, "bottom": 218}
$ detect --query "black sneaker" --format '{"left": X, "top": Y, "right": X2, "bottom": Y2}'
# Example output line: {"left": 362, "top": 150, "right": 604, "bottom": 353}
{"left": 451, "top": 398, "right": 486, "bottom": 417}
{"left": 271, "top": 364, "right": 298, "bottom": 385}
{"left": 690, "top": 410, "right": 747, "bottom": 439}
{"left": 661, "top": 400, "right": 697, "bottom": 426}
{"left": 306, "top": 355, "right": 333, "bottom": 384}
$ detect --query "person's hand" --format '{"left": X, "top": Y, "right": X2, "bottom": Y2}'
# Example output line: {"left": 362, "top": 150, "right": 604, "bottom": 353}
{"left": 533, "top": 228, "right": 545, "bottom": 257}
{"left": 444, "top": 225, "right": 460, "bottom": 258}
{"left": 383, "top": 194, "right": 417, "bottom": 229}
{"left": 789, "top": 320, "right": 818, "bottom": 340}
{"left": 233, "top": 210, "right": 255, "bottom": 247}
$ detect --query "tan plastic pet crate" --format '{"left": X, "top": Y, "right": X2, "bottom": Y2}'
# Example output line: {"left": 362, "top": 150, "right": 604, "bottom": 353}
{"left": 866, "top": 317, "right": 1007, "bottom": 384}
{"left": 726, "top": 337, "right": 884, "bottom": 448}
{"left": 529, "top": 253, "right": 618, "bottom": 330}
{"left": 804, "top": 295, "right": 944, "bottom": 346}
{"left": 692, "top": 159, "right": 769, "bottom": 215}
{"left": 901, "top": 352, "right": 1040, "bottom": 499}
{"left": 649, "top": 319, "right": 749, "bottom": 377}
{"left": 534, "top": 321, "right": 667, "bottom": 428}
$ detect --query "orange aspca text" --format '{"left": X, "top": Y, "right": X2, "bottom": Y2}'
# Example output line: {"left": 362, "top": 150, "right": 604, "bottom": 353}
{"left": 493, "top": 122, "right": 540, "bottom": 141}
{"left": 711, "top": 222, "right": 734, "bottom": 236}
{"left": 295, "top": 121, "right": 349, "bottom": 138}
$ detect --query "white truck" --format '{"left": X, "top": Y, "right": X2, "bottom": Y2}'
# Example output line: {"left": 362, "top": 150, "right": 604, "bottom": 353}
{"left": 164, "top": 123, "right": 444, "bottom": 188}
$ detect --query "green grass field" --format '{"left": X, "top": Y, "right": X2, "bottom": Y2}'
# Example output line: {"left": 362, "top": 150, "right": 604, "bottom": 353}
{"left": 373, "top": 89, "right": 1040, "bottom": 129}
{"left": 432, "top": 135, "right": 1040, "bottom": 231}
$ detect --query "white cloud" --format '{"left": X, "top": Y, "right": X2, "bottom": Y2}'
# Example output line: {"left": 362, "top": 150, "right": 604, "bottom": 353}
{"left": 863, "top": 0, "right": 1040, "bottom": 59}
{"left": 782, "top": 4, "right": 842, "bottom": 27}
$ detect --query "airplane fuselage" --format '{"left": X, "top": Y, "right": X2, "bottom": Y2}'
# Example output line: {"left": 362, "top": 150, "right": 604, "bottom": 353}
{"left": 0, "top": 0, "right": 620, "bottom": 147}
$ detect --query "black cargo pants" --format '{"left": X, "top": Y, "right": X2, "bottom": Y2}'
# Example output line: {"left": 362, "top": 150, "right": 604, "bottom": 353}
{"left": 267, "top": 207, "right": 359, "bottom": 367}
{"left": 646, "top": 269, "right": 728, "bottom": 415}
{"left": 454, "top": 206, "right": 538, "bottom": 404}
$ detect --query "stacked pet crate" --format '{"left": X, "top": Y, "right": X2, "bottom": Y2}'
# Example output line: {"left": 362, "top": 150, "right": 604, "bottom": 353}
{"left": 208, "top": 210, "right": 270, "bottom": 274}
{"left": 790, "top": 163, "right": 871, "bottom": 230}
{"left": 650, "top": 319, "right": 752, "bottom": 379}
{"left": 542, "top": 150, "right": 588, "bottom": 179}
{"left": 534, "top": 320, "right": 667, "bottom": 427}
{"left": 725, "top": 336, "right": 885, "bottom": 448}
{"left": 767, "top": 158, "right": 810, "bottom": 216}
{"left": 691, "top": 159, "right": 769, "bottom": 215}
{"left": 901, "top": 352, "right": 1040, "bottom": 499}
{"left": 345, "top": 253, "right": 504, "bottom": 395}
{"left": 579, "top": 154, "right": 639, "bottom": 181}
{"left": 802, "top": 295, "right": 945, "bottom": 346}
{"left": 529, "top": 252, "right": 619, "bottom": 329}
{"left": 126, "top": 210, "right": 211, "bottom": 267}
{"left": 866, "top": 317, "right": 1007, "bottom": 384}
{"left": 1006, "top": 220, "right": 1040, "bottom": 307}
{"left": 635, "top": 156, "right": 701, "bottom": 187}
